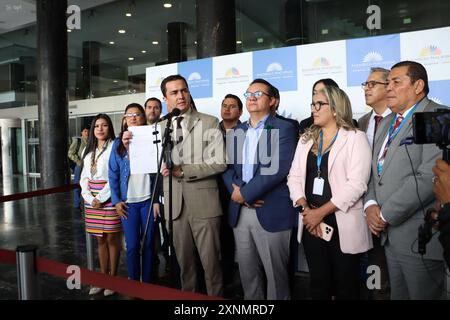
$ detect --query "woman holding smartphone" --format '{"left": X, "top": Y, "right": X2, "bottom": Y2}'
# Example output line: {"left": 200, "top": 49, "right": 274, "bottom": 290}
{"left": 287, "top": 85, "right": 372, "bottom": 299}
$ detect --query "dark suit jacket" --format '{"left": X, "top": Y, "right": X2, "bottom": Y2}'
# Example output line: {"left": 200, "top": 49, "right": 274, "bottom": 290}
{"left": 358, "top": 111, "right": 373, "bottom": 133}
{"left": 276, "top": 114, "right": 301, "bottom": 140}
{"left": 222, "top": 115, "right": 298, "bottom": 232}
{"left": 300, "top": 115, "right": 358, "bottom": 134}
{"left": 299, "top": 116, "right": 313, "bottom": 135}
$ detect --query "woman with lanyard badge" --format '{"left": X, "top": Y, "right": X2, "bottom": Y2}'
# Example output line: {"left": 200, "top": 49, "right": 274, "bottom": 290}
{"left": 80, "top": 113, "right": 121, "bottom": 296}
{"left": 109, "top": 103, "right": 158, "bottom": 284}
{"left": 287, "top": 85, "right": 372, "bottom": 299}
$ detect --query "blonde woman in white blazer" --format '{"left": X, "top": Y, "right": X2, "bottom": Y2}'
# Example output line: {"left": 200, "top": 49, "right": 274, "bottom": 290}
{"left": 287, "top": 85, "right": 372, "bottom": 299}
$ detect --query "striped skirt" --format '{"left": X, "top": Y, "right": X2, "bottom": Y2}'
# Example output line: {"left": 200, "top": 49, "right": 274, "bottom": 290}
{"left": 84, "top": 180, "right": 122, "bottom": 237}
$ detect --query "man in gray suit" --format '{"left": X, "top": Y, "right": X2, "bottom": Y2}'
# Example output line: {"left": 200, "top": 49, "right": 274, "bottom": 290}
{"left": 358, "top": 67, "right": 391, "bottom": 300}
{"left": 160, "top": 74, "right": 227, "bottom": 297}
{"left": 364, "top": 61, "right": 446, "bottom": 299}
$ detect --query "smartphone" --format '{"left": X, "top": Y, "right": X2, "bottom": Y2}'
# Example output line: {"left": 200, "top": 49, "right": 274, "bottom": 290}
{"left": 319, "top": 222, "right": 334, "bottom": 242}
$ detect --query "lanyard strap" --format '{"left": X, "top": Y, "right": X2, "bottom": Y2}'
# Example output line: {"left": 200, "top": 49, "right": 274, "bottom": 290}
{"left": 317, "top": 130, "right": 338, "bottom": 177}
{"left": 385, "top": 103, "right": 418, "bottom": 149}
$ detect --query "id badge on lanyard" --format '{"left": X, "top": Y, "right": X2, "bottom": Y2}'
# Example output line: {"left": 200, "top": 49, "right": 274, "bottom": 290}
{"left": 313, "top": 130, "right": 338, "bottom": 196}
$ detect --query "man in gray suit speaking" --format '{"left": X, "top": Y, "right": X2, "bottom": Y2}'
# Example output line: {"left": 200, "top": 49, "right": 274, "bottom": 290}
{"left": 160, "top": 75, "right": 227, "bottom": 297}
{"left": 364, "top": 61, "right": 447, "bottom": 299}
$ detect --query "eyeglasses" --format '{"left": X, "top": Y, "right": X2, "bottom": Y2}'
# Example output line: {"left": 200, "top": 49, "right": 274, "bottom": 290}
{"left": 361, "top": 81, "right": 388, "bottom": 89}
{"left": 125, "top": 113, "right": 143, "bottom": 118}
{"left": 310, "top": 101, "right": 329, "bottom": 111}
{"left": 243, "top": 91, "right": 271, "bottom": 100}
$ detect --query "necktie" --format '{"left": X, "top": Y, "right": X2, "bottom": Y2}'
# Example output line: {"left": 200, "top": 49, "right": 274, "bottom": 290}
{"left": 175, "top": 116, "right": 184, "bottom": 144}
{"left": 377, "top": 115, "right": 403, "bottom": 176}
{"left": 372, "top": 115, "right": 383, "bottom": 147}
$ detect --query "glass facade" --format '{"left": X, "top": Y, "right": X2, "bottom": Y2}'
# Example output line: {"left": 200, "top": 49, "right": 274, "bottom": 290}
{"left": 0, "top": 0, "right": 449, "bottom": 174}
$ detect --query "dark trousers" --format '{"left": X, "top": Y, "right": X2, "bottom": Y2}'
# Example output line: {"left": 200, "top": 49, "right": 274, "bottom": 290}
{"left": 302, "top": 214, "right": 361, "bottom": 300}
{"left": 367, "top": 235, "right": 390, "bottom": 299}
{"left": 73, "top": 165, "right": 81, "bottom": 208}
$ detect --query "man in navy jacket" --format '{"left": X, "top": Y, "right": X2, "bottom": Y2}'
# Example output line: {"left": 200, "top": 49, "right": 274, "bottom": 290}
{"left": 223, "top": 78, "right": 297, "bottom": 300}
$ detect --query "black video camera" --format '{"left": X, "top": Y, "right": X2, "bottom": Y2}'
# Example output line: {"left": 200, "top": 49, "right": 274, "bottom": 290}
{"left": 418, "top": 208, "right": 436, "bottom": 255}
{"left": 412, "top": 109, "right": 450, "bottom": 254}
{"left": 412, "top": 108, "right": 450, "bottom": 162}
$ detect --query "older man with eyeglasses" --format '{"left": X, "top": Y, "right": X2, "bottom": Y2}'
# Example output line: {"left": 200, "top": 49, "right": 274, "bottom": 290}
{"left": 358, "top": 67, "right": 392, "bottom": 149}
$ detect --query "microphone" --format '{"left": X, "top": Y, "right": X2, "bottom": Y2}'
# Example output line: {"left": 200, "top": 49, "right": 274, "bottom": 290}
{"left": 157, "top": 108, "right": 181, "bottom": 122}
{"left": 400, "top": 136, "right": 414, "bottom": 146}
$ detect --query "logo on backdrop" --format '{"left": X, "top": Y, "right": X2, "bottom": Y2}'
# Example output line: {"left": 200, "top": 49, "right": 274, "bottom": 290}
{"left": 346, "top": 34, "right": 400, "bottom": 86}
{"left": 363, "top": 51, "right": 383, "bottom": 62}
{"left": 415, "top": 44, "right": 450, "bottom": 65}
{"left": 302, "top": 56, "right": 343, "bottom": 77}
{"left": 225, "top": 67, "right": 240, "bottom": 77}
{"left": 420, "top": 45, "right": 442, "bottom": 57}
{"left": 179, "top": 58, "right": 212, "bottom": 98}
{"left": 429, "top": 80, "right": 450, "bottom": 106}
{"left": 216, "top": 67, "right": 249, "bottom": 85}
{"left": 313, "top": 57, "right": 331, "bottom": 67}
{"left": 253, "top": 46, "right": 297, "bottom": 91}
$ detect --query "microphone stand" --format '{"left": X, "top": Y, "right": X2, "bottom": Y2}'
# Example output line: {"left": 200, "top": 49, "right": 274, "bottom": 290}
{"left": 140, "top": 117, "right": 177, "bottom": 286}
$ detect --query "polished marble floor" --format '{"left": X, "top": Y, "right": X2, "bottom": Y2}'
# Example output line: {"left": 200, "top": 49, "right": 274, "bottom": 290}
{"left": 2, "top": 175, "right": 448, "bottom": 300}
{"left": 0, "top": 175, "right": 310, "bottom": 300}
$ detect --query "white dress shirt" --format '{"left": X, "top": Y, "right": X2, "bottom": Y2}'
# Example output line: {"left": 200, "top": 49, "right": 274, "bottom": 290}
{"left": 364, "top": 105, "right": 416, "bottom": 221}
{"left": 80, "top": 141, "right": 113, "bottom": 205}
{"left": 366, "top": 108, "right": 392, "bottom": 150}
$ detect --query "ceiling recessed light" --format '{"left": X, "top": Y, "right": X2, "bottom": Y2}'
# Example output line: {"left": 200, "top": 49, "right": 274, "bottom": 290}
{"left": 152, "top": 41, "right": 159, "bottom": 45}
{"left": 128, "top": 57, "right": 134, "bottom": 61}
{"left": 118, "top": 29, "right": 126, "bottom": 34}
{"left": 163, "top": 3, "right": 172, "bottom": 8}
{"left": 125, "top": 13, "right": 132, "bottom": 17}
{"left": 113, "top": 80, "right": 118, "bottom": 83}
{"left": 236, "top": 40, "right": 242, "bottom": 44}
{"left": 141, "top": 50, "right": 147, "bottom": 53}
{"left": 109, "top": 41, "right": 115, "bottom": 45}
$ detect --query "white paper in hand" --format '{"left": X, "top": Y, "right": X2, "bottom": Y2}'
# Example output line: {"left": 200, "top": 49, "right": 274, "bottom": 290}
{"left": 128, "top": 125, "right": 161, "bottom": 174}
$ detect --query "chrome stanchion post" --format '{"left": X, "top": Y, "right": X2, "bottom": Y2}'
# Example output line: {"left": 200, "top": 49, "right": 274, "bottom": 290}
{"left": 16, "top": 245, "right": 38, "bottom": 300}
{"left": 82, "top": 205, "right": 95, "bottom": 271}
{"left": 86, "top": 232, "right": 95, "bottom": 271}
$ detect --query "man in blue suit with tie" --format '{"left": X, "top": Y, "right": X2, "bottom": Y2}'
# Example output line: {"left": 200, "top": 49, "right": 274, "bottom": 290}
{"left": 223, "top": 78, "right": 298, "bottom": 300}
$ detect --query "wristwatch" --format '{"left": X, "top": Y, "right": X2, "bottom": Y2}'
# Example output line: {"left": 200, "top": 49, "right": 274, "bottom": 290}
{"left": 298, "top": 204, "right": 308, "bottom": 213}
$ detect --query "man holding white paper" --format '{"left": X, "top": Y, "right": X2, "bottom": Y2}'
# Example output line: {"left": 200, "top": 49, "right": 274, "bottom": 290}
{"left": 158, "top": 74, "right": 226, "bottom": 297}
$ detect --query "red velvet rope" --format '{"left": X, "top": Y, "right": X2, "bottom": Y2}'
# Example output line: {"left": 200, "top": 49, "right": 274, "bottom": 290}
{"left": 0, "top": 184, "right": 79, "bottom": 203}
{"left": 0, "top": 248, "right": 221, "bottom": 300}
